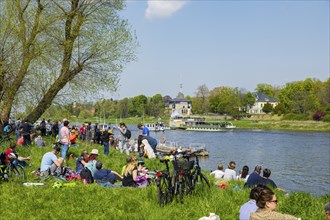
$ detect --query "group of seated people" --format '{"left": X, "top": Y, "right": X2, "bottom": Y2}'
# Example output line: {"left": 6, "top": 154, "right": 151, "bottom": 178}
{"left": 210, "top": 162, "right": 277, "bottom": 189}
{"left": 39, "top": 145, "right": 151, "bottom": 188}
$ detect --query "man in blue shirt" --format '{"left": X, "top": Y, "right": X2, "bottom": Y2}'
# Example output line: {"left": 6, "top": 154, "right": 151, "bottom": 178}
{"left": 245, "top": 165, "right": 263, "bottom": 188}
{"left": 93, "top": 161, "right": 122, "bottom": 185}
{"left": 137, "top": 123, "right": 149, "bottom": 136}
{"left": 142, "top": 136, "right": 158, "bottom": 153}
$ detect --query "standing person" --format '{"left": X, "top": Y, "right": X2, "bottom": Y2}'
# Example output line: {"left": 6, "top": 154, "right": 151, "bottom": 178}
{"left": 223, "top": 161, "right": 236, "bottom": 180}
{"left": 86, "top": 122, "right": 92, "bottom": 143}
{"left": 39, "top": 119, "right": 46, "bottom": 136}
{"left": 40, "top": 145, "right": 64, "bottom": 176}
{"left": 46, "top": 120, "right": 52, "bottom": 136}
{"left": 239, "top": 185, "right": 265, "bottom": 220}
{"left": 245, "top": 165, "right": 264, "bottom": 188}
{"left": 118, "top": 122, "right": 129, "bottom": 155}
{"left": 51, "top": 121, "right": 59, "bottom": 138}
{"left": 79, "top": 124, "right": 86, "bottom": 140}
{"left": 101, "top": 129, "right": 110, "bottom": 155}
{"left": 59, "top": 120, "right": 70, "bottom": 159}
{"left": 20, "top": 120, "right": 32, "bottom": 146}
{"left": 137, "top": 123, "right": 149, "bottom": 137}
{"left": 250, "top": 187, "right": 299, "bottom": 220}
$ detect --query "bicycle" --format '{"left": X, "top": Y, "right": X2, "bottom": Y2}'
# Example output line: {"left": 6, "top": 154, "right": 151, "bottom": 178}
{"left": 189, "top": 150, "right": 210, "bottom": 189}
{"left": 155, "top": 156, "right": 174, "bottom": 206}
{"left": 172, "top": 152, "right": 194, "bottom": 203}
{"left": 0, "top": 152, "right": 26, "bottom": 183}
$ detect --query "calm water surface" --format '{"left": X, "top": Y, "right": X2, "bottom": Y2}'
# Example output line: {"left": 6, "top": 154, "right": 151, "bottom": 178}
{"left": 128, "top": 127, "right": 330, "bottom": 196}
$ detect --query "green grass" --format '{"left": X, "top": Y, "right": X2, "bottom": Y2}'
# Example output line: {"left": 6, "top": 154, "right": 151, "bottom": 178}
{"left": 0, "top": 138, "right": 329, "bottom": 220}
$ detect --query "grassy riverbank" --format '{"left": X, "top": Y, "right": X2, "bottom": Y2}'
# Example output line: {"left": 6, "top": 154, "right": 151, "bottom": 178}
{"left": 0, "top": 138, "right": 329, "bottom": 220}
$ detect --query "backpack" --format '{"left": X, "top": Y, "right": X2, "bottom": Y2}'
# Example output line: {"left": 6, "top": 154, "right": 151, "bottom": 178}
{"left": 80, "top": 167, "right": 94, "bottom": 184}
{"left": 125, "top": 129, "right": 131, "bottom": 139}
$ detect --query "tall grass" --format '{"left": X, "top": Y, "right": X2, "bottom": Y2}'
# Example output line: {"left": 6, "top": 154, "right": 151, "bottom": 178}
{"left": 0, "top": 138, "right": 329, "bottom": 220}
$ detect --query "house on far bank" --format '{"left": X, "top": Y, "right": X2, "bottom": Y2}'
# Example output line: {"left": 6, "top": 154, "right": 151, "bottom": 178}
{"left": 247, "top": 92, "right": 278, "bottom": 114}
{"left": 164, "top": 84, "right": 192, "bottom": 117}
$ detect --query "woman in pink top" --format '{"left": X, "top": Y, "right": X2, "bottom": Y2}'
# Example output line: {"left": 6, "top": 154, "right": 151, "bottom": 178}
{"left": 59, "top": 120, "right": 70, "bottom": 159}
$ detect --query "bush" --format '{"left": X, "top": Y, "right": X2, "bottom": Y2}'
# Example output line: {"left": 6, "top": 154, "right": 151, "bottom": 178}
{"left": 281, "top": 113, "right": 309, "bottom": 121}
{"left": 312, "top": 110, "right": 325, "bottom": 121}
{"left": 322, "top": 114, "right": 330, "bottom": 122}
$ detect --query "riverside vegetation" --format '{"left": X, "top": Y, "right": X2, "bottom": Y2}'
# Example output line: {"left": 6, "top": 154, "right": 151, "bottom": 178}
{"left": 0, "top": 137, "right": 329, "bottom": 220}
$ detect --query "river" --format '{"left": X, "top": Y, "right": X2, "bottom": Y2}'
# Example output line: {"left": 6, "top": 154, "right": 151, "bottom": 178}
{"left": 127, "top": 127, "right": 330, "bottom": 196}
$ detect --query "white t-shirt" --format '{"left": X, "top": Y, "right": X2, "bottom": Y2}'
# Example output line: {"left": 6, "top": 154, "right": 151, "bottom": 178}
{"left": 210, "top": 170, "right": 225, "bottom": 179}
{"left": 223, "top": 168, "right": 236, "bottom": 180}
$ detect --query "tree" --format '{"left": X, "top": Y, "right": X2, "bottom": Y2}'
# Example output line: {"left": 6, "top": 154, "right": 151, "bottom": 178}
{"left": 0, "top": 0, "right": 137, "bottom": 126}
{"left": 209, "top": 86, "right": 239, "bottom": 115}
{"left": 146, "top": 94, "right": 165, "bottom": 117}
{"left": 242, "top": 92, "right": 256, "bottom": 111}
{"left": 255, "top": 83, "right": 276, "bottom": 97}
{"left": 193, "top": 84, "right": 209, "bottom": 114}
{"left": 262, "top": 102, "right": 273, "bottom": 114}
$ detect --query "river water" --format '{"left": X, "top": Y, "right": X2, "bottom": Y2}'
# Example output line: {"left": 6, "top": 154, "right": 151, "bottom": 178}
{"left": 127, "top": 127, "right": 330, "bottom": 196}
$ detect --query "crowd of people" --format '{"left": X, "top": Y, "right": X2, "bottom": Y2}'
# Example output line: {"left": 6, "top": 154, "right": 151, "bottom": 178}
{"left": 2, "top": 119, "right": 328, "bottom": 219}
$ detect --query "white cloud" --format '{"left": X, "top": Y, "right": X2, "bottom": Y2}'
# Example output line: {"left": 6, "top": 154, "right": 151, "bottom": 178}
{"left": 145, "top": 0, "right": 187, "bottom": 19}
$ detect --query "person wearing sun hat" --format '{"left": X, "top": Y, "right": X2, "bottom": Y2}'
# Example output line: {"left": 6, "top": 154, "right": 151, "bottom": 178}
{"left": 223, "top": 161, "right": 237, "bottom": 180}
{"left": 84, "top": 149, "right": 99, "bottom": 177}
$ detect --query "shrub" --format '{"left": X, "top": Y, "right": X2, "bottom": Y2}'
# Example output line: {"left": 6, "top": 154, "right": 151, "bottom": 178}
{"left": 281, "top": 113, "right": 309, "bottom": 121}
{"left": 322, "top": 114, "right": 330, "bottom": 122}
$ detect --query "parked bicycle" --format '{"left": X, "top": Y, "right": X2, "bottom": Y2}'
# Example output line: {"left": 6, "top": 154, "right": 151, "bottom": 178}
{"left": 155, "top": 156, "right": 175, "bottom": 206}
{"left": 189, "top": 150, "right": 210, "bottom": 189}
{"left": 0, "top": 152, "right": 26, "bottom": 183}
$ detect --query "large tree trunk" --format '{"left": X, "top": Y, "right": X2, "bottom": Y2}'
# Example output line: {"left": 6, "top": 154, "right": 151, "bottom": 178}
{"left": 25, "top": 0, "right": 84, "bottom": 122}
{"left": 0, "top": 0, "right": 43, "bottom": 125}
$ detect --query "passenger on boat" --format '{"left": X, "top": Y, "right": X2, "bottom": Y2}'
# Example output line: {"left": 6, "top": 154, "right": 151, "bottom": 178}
{"left": 223, "top": 161, "right": 236, "bottom": 180}
{"left": 237, "top": 165, "right": 250, "bottom": 182}
{"left": 245, "top": 165, "right": 263, "bottom": 188}
{"left": 261, "top": 168, "right": 277, "bottom": 189}
{"left": 210, "top": 163, "right": 225, "bottom": 179}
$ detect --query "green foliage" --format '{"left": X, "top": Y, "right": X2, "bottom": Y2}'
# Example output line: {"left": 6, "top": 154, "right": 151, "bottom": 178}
{"left": 255, "top": 83, "right": 276, "bottom": 97}
{"left": 322, "top": 114, "right": 330, "bottom": 122}
{"left": 281, "top": 113, "right": 310, "bottom": 121}
{"left": 262, "top": 102, "right": 273, "bottom": 114}
{"left": 0, "top": 138, "right": 328, "bottom": 220}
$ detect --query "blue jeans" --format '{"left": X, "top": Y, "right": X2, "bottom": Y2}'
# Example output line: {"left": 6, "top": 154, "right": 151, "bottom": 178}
{"left": 103, "top": 141, "right": 109, "bottom": 155}
{"left": 61, "top": 144, "right": 69, "bottom": 158}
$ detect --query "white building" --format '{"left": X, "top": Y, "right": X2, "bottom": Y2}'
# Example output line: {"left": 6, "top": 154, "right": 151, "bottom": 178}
{"left": 247, "top": 92, "right": 278, "bottom": 114}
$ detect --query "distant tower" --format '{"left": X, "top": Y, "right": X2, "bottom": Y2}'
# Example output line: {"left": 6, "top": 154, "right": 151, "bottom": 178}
{"left": 177, "top": 83, "right": 184, "bottom": 99}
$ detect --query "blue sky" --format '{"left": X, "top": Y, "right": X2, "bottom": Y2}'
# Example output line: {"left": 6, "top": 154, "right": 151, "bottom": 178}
{"left": 114, "top": 0, "right": 329, "bottom": 99}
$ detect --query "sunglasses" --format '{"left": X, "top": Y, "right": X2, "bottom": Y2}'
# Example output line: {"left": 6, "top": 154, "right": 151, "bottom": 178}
{"left": 269, "top": 200, "right": 278, "bottom": 204}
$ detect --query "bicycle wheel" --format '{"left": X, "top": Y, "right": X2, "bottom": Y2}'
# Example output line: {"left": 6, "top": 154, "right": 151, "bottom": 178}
{"left": 9, "top": 164, "right": 25, "bottom": 182}
{"left": 179, "top": 181, "right": 184, "bottom": 203}
{"left": 157, "top": 175, "right": 172, "bottom": 206}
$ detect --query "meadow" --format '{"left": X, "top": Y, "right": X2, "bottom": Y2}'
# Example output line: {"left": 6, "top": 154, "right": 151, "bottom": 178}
{"left": 0, "top": 137, "right": 328, "bottom": 220}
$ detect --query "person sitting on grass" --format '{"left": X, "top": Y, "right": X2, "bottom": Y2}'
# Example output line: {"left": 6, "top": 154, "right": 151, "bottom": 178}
{"left": 245, "top": 165, "right": 263, "bottom": 188}
{"left": 94, "top": 161, "right": 123, "bottom": 187}
{"left": 237, "top": 165, "right": 250, "bottom": 182}
{"left": 40, "top": 145, "right": 64, "bottom": 176}
{"left": 84, "top": 149, "right": 99, "bottom": 177}
{"left": 5, "top": 143, "right": 31, "bottom": 167}
{"left": 239, "top": 184, "right": 266, "bottom": 220}
{"left": 223, "top": 161, "right": 236, "bottom": 180}
{"left": 34, "top": 135, "right": 46, "bottom": 147}
{"left": 76, "top": 150, "right": 89, "bottom": 174}
{"left": 250, "top": 186, "right": 299, "bottom": 220}
{"left": 122, "top": 156, "right": 138, "bottom": 187}
{"left": 210, "top": 163, "right": 225, "bottom": 179}
{"left": 121, "top": 156, "right": 132, "bottom": 176}
{"left": 261, "top": 168, "right": 277, "bottom": 189}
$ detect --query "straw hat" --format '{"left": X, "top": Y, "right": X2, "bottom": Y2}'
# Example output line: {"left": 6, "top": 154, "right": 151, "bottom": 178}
{"left": 90, "top": 149, "right": 99, "bottom": 155}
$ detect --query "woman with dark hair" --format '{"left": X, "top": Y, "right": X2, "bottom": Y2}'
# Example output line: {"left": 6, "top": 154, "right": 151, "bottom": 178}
{"left": 250, "top": 187, "right": 299, "bottom": 220}
{"left": 237, "top": 165, "right": 249, "bottom": 182}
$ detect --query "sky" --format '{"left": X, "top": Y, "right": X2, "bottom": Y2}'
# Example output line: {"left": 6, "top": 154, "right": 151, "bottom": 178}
{"left": 113, "top": 0, "right": 329, "bottom": 99}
